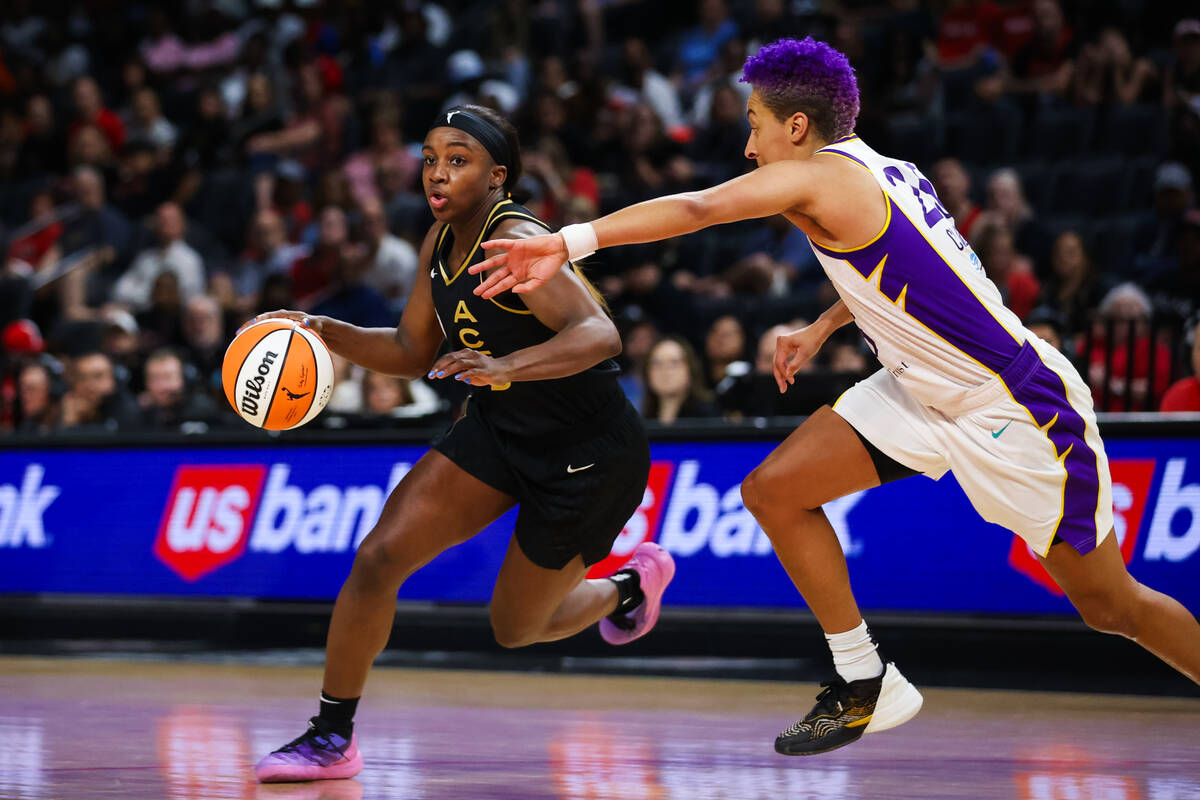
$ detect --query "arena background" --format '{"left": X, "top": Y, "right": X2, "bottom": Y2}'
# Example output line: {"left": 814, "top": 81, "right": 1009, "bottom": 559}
{"left": 1, "top": 0, "right": 1199, "bottom": 700}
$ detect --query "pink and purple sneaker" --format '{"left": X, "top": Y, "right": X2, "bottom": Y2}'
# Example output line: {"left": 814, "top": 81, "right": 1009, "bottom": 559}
{"left": 255, "top": 717, "right": 363, "bottom": 783}
{"left": 600, "top": 542, "right": 675, "bottom": 645}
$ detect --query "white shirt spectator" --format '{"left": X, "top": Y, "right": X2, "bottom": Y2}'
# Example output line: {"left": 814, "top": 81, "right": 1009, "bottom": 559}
{"left": 113, "top": 239, "right": 205, "bottom": 310}
{"left": 363, "top": 233, "right": 419, "bottom": 309}
{"left": 610, "top": 70, "right": 684, "bottom": 130}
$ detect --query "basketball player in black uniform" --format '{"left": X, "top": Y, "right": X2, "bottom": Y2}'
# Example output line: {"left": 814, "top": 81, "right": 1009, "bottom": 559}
{"left": 251, "top": 105, "right": 675, "bottom": 783}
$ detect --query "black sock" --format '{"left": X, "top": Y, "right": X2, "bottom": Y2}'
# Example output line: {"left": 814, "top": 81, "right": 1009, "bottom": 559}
{"left": 608, "top": 569, "right": 644, "bottom": 616}
{"left": 318, "top": 691, "right": 359, "bottom": 736}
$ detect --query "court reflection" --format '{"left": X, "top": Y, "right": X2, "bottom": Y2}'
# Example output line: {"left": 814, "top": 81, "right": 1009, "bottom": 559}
{"left": 158, "top": 705, "right": 256, "bottom": 800}
{"left": 0, "top": 717, "right": 43, "bottom": 800}
{"left": 547, "top": 716, "right": 851, "bottom": 800}
{"left": 1012, "top": 743, "right": 1200, "bottom": 800}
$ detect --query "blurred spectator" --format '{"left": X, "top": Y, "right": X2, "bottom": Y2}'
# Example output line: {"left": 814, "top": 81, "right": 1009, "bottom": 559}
{"left": 523, "top": 137, "right": 600, "bottom": 227}
{"left": 361, "top": 371, "right": 441, "bottom": 420}
{"left": 1083, "top": 283, "right": 1172, "bottom": 412}
{"left": 8, "top": 190, "right": 63, "bottom": 274}
{"left": 932, "top": 158, "right": 982, "bottom": 241}
{"left": 616, "top": 317, "right": 658, "bottom": 410}
{"left": 689, "top": 37, "right": 752, "bottom": 128}
{"left": 13, "top": 359, "right": 62, "bottom": 434}
{"left": 236, "top": 209, "right": 307, "bottom": 300}
{"left": 14, "top": 94, "right": 66, "bottom": 180}
{"left": 125, "top": 87, "right": 177, "bottom": 153}
{"left": 181, "top": 294, "right": 227, "bottom": 398}
{"left": 139, "top": 348, "right": 218, "bottom": 430}
{"left": 703, "top": 314, "right": 749, "bottom": 387}
{"left": 59, "top": 350, "right": 140, "bottom": 431}
{"left": 327, "top": 353, "right": 363, "bottom": 414}
{"left": 1040, "top": 230, "right": 1105, "bottom": 335}
{"left": 62, "top": 166, "right": 131, "bottom": 266}
{"left": 291, "top": 205, "right": 349, "bottom": 307}
{"left": 1147, "top": 208, "right": 1200, "bottom": 325}
{"left": 1160, "top": 317, "right": 1200, "bottom": 412}
{"left": 612, "top": 37, "right": 683, "bottom": 130}
{"left": 1075, "top": 28, "right": 1157, "bottom": 106}
{"left": 343, "top": 105, "right": 419, "bottom": 206}
{"left": 68, "top": 77, "right": 125, "bottom": 154}
{"left": 1024, "top": 305, "right": 1068, "bottom": 353}
{"left": 178, "top": 87, "right": 235, "bottom": 174}
{"left": 1164, "top": 19, "right": 1200, "bottom": 170}
{"left": 1007, "top": 0, "right": 1076, "bottom": 102}
{"left": 975, "top": 221, "right": 1040, "bottom": 320}
{"left": 112, "top": 203, "right": 205, "bottom": 311}
{"left": 246, "top": 61, "right": 349, "bottom": 172}
{"left": 830, "top": 340, "right": 870, "bottom": 374}
{"left": 641, "top": 335, "right": 717, "bottom": 424}
{"left": 1134, "top": 162, "right": 1195, "bottom": 281}
{"left": 359, "top": 197, "right": 418, "bottom": 312}
{"left": 135, "top": 272, "right": 184, "bottom": 349}
{"left": 980, "top": 168, "right": 1051, "bottom": 272}
{"left": 689, "top": 83, "right": 752, "bottom": 184}
{"left": 100, "top": 307, "right": 142, "bottom": 381}
{"left": 674, "top": 0, "right": 739, "bottom": 92}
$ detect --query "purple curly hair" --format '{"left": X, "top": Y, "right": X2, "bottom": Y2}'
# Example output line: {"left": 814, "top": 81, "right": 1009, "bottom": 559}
{"left": 740, "top": 37, "right": 860, "bottom": 142}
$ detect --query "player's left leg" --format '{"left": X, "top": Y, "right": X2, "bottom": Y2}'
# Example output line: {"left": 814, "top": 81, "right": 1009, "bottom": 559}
{"left": 1040, "top": 531, "right": 1200, "bottom": 684}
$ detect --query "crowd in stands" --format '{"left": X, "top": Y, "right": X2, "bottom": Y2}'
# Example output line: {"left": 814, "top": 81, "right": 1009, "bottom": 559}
{"left": 1, "top": 0, "right": 1198, "bottom": 437}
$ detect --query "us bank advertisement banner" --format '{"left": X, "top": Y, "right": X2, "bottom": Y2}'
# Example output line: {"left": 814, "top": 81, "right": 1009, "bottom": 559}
{"left": 1, "top": 437, "right": 1198, "bottom": 615}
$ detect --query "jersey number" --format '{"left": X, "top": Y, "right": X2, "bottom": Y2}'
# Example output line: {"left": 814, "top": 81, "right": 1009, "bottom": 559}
{"left": 883, "top": 164, "right": 970, "bottom": 252}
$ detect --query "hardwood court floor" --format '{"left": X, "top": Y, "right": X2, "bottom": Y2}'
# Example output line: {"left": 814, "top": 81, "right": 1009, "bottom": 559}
{"left": 0, "top": 656, "right": 1197, "bottom": 800}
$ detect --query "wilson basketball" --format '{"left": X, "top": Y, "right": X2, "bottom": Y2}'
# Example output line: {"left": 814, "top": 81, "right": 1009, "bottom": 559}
{"left": 222, "top": 319, "right": 334, "bottom": 430}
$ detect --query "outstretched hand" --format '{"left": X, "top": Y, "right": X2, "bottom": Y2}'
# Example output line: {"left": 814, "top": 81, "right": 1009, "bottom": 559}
{"left": 469, "top": 233, "right": 569, "bottom": 298}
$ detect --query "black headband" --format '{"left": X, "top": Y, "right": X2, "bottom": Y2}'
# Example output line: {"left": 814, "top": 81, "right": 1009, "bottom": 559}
{"left": 431, "top": 109, "right": 512, "bottom": 169}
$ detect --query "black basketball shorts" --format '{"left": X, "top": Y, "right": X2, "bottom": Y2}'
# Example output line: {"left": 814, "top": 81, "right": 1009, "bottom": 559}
{"left": 432, "top": 397, "right": 650, "bottom": 570}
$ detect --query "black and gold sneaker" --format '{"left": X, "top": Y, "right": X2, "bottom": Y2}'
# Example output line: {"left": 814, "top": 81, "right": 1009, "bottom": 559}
{"left": 775, "top": 663, "right": 923, "bottom": 756}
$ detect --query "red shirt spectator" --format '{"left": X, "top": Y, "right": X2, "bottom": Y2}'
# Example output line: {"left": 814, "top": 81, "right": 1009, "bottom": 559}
{"left": 1160, "top": 321, "right": 1200, "bottom": 412}
{"left": 1160, "top": 378, "right": 1200, "bottom": 412}
{"left": 68, "top": 77, "right": 125, "bottom": 153}
{"left": 937, "top": 0, "right": 1000, "bottom": 63}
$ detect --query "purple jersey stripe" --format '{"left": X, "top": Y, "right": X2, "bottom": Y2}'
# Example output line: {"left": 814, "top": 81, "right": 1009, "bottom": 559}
{"left": 812, "top": 198, "right": 1021, "bottom": 373}
{"left": 816, "top": 147, "right": 869, "bottom": 170}
{"left": 1000, "top": 345, "right": 1102, "bottom": 555}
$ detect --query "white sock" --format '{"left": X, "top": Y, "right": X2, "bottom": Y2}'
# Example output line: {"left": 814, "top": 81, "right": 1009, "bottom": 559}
{"left": 825, "top": 620, "right": 884, "bottom": 683}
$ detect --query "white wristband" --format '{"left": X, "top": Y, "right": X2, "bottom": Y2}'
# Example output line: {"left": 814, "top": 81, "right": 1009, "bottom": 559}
{"left": 559, "top": 223, "right": 598, "bottom": 261}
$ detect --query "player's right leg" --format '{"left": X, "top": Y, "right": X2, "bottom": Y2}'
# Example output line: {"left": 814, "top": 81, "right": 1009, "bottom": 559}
{"left": 254, "top": 449, "right": 516, "bottom": 782}
{"left": 742, "top": 397, "right": 930, "bottom": 755}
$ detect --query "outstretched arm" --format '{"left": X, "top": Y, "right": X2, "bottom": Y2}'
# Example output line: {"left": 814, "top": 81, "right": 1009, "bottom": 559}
{"left": 470, "top": 159, "right": 826, "bottom": 298}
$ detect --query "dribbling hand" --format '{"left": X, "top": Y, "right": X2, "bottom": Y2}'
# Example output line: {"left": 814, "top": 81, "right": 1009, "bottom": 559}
{"left": 238, "top": 310, "right": 328, "bottom": 336}
{"left": 469, "top": 233, "right": 569, "bottom": 299}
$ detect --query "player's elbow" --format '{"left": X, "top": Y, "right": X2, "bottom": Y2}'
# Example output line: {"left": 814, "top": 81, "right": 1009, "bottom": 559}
{"left": 679, "top": 192, "right": 713, "bottom": 228}
{"left": 592, "top": 318, "right": 622, "bottom": 362}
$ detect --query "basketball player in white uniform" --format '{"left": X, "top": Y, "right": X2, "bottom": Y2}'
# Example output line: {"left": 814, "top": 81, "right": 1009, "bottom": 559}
{"left": 470, "top": 37, "right": 1200, "bottom": 755}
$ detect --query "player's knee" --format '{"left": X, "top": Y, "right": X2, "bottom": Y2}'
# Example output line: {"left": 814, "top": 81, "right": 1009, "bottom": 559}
{"left": 489, "top": 610, "right": 541, "bottom": 649}
{"left": 348, "top": 534, "right": 412, "bottom": 594}
{"left": 1073, "top": 591, "right": 1138, "bottom": 638}
{"left": 742, "top": 463, "right": 818, "bottom": 519}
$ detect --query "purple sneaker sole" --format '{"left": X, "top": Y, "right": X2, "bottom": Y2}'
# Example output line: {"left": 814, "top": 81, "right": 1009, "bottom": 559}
{"left": 255, "top": 736, "right": 363, "bottom": 783}
{"left": 600, "top": 542, "right": 675, "bottom": 645}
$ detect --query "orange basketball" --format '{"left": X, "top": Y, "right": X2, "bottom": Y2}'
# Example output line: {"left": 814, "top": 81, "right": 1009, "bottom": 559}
{"left": 222, "top": 319, "right": 334, "bottom": 430}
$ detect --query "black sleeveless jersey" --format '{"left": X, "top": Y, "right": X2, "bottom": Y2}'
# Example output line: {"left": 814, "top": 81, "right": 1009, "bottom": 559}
{"left": 429, "top": 199, "right": 622, "bottom": 437}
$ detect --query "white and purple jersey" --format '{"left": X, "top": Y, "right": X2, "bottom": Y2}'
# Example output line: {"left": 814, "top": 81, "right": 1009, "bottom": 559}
{"left": 809, "top": 135, "right": 1111, "bottom": 555}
